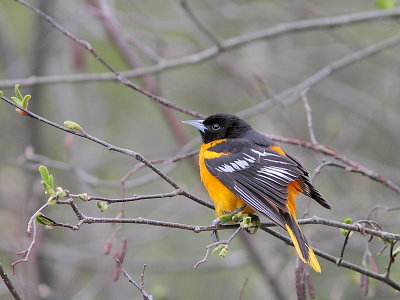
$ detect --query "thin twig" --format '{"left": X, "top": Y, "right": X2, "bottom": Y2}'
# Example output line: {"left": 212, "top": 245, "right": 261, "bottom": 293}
{"left": 265, "top": 134, "right": 400, "bottom": 195}
{"left": 1, "top": 95, "right": 212, "bottom": 209}
{"left": 70, "top": 189, "right": 182, "bottom": 204}
{"left": 11, "top": 0, "right": 205, "bottom": 118}
{"left": 261, "top": 226, "right": 400, "bottom": 291}
{"left": 300, "top": 89, "right": 318, "bottom": 145}
{"left": 194, "top": 227, "right": 243, "bottom": 268}
{"left": 114, "top": 237, "right": 127, "bottom": 281}
{"left": 239, "top": 32, "right": 400, "bottom": 119}
{"left": 21, "top": 146, "right": 197, "bottom": 189}
{"left": 0, "top": 264, "right": 22, "bottom": 300}
{"left": 337, "top": 230, "right": 352, "bottom": 266}
{"left": 11, "top": 201, "right": 49, "bottom": 273}
{"left": 179, "top": 0, "right": 223, "bottom": 49}
{"left": 140, "top": 264, "right": 147, "bottom": 290}
{"left": 115, "top": 257, "right": 153, "bottom": 300}
{"left": 12, "top": 220, "right": 38, "bottom": 274}
{"left": 125, "top": 34, "right": 163, "bottom": 63}
{"left": 367, "top": 205, "right": 400, "bottom": 220}
{"left": 3, "top": 8, "right": 400, "bottom": 88}
{"left": 385, "top": 241, "right": 397, "bottom": 279}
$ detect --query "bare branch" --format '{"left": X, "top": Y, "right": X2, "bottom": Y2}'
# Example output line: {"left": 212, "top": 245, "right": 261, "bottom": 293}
{"left": 194, "top": 227, "right": 242, "bottom": 268}
{"left": 0, "top": 264, "right": 22, "bottom": 300}
{"left": 385, "top": 241, "right": 398, "bottom": 279}
{"left": 11, "top": 0, "right": 205, "bottom": 118}
{"left": 300, "top": 89, "right": 318, "bottom": 145}
{"left": 20, "top": 146, "right": 197, "bottom": 189}
{"left": 70, "top": 190, "right": 182, "bottom": 204}
{"left": 261, "top": 226, "right": 400, "bottom": 291}
{"left": 125, "top": 34, "right": 163, "bottom": 63}
{"left": 265, "top": 134, "right": 400, "bottom": 195}
{"left": 114, "top": 237, "right": 127, "bottom": 281}
{"left": 239, "top": 32, "right": 400, "bottom": 119}
{"left": 2, "top": 8, "right": 400, "bottom": 88}
{"left": 12, "top": 221, "right": 38, "bottom": 274}
{"left": 179, "top": 0, "right": 223, "bottom": 49}
{"left": 296, "top": 217, "right": 400, "bottom": 241}
{"left": 115, "top": 258, "right": 153, "bottom": 300}
{"left": 1, "top": 95, "right": 212, "bottom": 209}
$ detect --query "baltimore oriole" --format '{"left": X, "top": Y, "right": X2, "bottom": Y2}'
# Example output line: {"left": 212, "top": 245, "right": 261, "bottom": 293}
{"left": 183, "top": 113, "right": 332, "bottom": 272}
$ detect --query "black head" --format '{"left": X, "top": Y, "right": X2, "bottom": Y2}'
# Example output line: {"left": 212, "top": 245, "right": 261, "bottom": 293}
{"left": 183, "top": 113, "right": 252, "bottom": 143}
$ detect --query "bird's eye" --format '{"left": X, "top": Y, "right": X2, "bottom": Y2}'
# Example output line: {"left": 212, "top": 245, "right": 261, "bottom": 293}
{"left": 211, "top": 123, "right": 220, "bottom": 130}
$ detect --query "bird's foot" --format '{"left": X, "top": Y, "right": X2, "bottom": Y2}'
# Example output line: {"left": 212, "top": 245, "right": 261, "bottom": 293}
{"left": 211, "top": 206, "right": 246, "bottom": 242}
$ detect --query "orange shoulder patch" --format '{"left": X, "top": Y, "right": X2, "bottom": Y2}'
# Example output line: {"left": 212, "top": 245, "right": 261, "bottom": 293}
{"left": 269, "top": 145, "right": 286, "bottom": 156}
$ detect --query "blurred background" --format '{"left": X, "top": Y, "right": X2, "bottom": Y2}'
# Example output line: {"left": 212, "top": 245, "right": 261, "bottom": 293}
{"left": 0, "top": 0, "right": 399, "bottom": 299}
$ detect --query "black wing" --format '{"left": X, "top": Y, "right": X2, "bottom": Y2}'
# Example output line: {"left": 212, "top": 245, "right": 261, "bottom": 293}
{"left": 204, "top": 139, "right": 303, "bottom": 227}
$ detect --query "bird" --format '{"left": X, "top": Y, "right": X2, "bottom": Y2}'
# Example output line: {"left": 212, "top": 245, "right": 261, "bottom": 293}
{"left": 183, "top": 113, "right": 332, "bottom": 272}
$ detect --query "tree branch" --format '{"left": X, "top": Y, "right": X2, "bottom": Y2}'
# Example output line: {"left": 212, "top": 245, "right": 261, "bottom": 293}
{"left": 1, "top": 95, "right": 212, "bottom": 209}
{"left": 261, "top": 227, "right": 400, "bottom": 291}
{"left": 179, "top": 0, "right": 223, "bottom": 49}
{"left": 265, "top": 134, "right": 400, "bottom": 195}
{"left": 115, "top": 258, "right": 153, "bottom": 300}
{"left": 0, "top": 264, "right": 23, "bottom": 300}
{"left": 239, "top": 31, "right": 400, "bottom": 118}
{"left": 11, "top": 0, "right": 205, "bottom": 118}
{"left": 2, "top": 7, "right": 400, "bottom": 88}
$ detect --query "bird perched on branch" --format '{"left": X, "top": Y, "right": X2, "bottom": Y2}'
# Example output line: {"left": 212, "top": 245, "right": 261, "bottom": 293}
{"left": 183, "top": 113, "right": 332, "bottom": 272}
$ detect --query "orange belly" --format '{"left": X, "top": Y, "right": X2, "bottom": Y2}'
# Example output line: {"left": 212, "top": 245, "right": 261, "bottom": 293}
{"left": 199, "top": 141, "right": 255, "bottom": 217}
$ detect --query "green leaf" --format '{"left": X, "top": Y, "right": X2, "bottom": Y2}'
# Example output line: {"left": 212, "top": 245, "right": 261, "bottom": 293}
{"left": 14, "top": 84, "right": 23, "bottom": 101}
{"left": 22, "top": 94, "right": 31, "bottom": 109}
{"left": 10, "top": 96, "right": 22, "bottom": 106}
{"left": 218, "top": 245, "right": 228, "bottom": 257}
{"left": 344, "top": 218, "right": 352, "bottom": 224}
{"left": 39, "top": 165, "right": 50, "bottom": 183}
{"left": 376, "top": 0, "right": 397, "bottom": 9}
{"left": 340, "top": 228, "right": 352, "bottom": 237}
{"left": 35, "top": 213, "right": 55, "bottom": 228}
{"left": 49, "top": 174, "right": 54, "bottom": 190}
{"left": 0, "top": 91, "right": 3, "bottom": 97}
{"left": 393, "top": 246, "right": 400, "bottom": 257}
{"left": 379, "top": 236, "right": 393, "bottom": 243}
{"left": 39, "top": 165, "right": 55, "bottom": 196}
{"left": 64, "top": 120, "right": 83, "bottom": 131}
{"left": 339, "top": 218, "right": 353, "bottom": 236}
{"left": 211, "top": 244, "right": 225, "bottom": 255}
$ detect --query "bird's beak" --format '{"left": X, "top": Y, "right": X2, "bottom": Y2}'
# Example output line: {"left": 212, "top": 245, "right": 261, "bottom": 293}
{"left": 182, "top": 119, "right": 206, "bottom": 133}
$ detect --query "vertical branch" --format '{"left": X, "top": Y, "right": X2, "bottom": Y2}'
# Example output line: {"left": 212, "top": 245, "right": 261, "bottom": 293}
{"left": 300, "top": 89, "right": 318, "bottom": 145}
{"left": 385, "top": 241, "right": 397, "bottom": 279}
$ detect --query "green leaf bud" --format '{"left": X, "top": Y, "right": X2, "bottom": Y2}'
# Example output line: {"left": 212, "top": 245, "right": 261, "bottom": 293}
{"left": 64, "top": 120, "right": 83, "bottom": 131}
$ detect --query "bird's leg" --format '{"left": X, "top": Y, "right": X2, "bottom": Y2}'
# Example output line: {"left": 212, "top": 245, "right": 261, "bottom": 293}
{"left": 211, "top": 206, "right": 246, "bottom": 242}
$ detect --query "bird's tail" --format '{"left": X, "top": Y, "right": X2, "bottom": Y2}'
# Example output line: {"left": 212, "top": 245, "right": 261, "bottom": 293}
{"left": 283, "top": 212, "right": 321, "bottom": 273}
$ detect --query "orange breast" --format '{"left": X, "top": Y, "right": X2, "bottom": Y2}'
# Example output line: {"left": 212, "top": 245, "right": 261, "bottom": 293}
{"left": 199, "top": 141, "right": 254, "bottom": 217}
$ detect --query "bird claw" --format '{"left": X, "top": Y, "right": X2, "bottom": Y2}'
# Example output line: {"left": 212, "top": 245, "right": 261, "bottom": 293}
{"left": 211, "top": 206, "right": 247, "bottom": 242}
